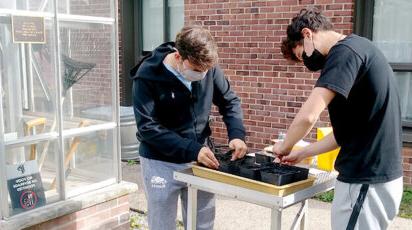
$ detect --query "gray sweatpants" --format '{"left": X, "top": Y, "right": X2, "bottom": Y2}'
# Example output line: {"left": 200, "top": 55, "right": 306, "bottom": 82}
{"left": 140, "top": 156, "right": 216, "bottom": 230}
{"left": 331, "top": 177, "right": 403, "bottom": 230}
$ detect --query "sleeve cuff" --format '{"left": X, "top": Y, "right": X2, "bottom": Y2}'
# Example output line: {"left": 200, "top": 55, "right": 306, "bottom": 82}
{"left": 228, "top": 128, "right": 246, "bottom": 142}
{"left": 186, "top": 141, "right": 203, "bottom": 162}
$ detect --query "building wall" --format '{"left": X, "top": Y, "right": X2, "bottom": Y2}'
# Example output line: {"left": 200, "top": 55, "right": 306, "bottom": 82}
{"left": 184, "top": 0, "right": 353, "bottom": 148}
{"left": 24, "top": 195, "right": 131, "bottom": 230}
{"left": 403, "top": 146, "right": 412, "bottom": 185}
{"left": 183, "top": 0, "right": 412, "bottom": 185}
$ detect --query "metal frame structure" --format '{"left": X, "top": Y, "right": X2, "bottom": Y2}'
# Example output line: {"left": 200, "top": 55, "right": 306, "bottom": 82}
{"left": 0, "top": 0, "right": 120, "bottom": 219}
{"left": 174, "top": 168, "right": 336, "bottom": 230}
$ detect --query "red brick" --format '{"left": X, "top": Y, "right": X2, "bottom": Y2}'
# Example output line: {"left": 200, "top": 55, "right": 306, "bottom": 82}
{"left": 111, "top": 203, "right": 130, "bottom": 217}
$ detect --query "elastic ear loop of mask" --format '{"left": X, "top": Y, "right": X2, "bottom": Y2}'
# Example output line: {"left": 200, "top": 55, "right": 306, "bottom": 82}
{"left": 304, "top": 35, "right": 316, "bottom": 57}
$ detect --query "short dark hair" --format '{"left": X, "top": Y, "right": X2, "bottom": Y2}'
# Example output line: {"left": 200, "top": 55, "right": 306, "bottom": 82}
{"left": 175, "top": 25, "right": 218, "bottom": 71}
{"left": 281, "top": 7, "right": 333, "bottom": 62}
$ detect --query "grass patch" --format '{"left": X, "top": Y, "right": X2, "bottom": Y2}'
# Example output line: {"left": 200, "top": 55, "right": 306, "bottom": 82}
{"left": 127, "top": 159, "right": 138, "bottom": 166}
{"left": 399, "top": 186, "right": 412, "bottom": 219}
{"left": 314, "top": 189, "right": 335, "bottom": 203}
{"left": 313, "top": 186, "right": 412, "bottom": 219}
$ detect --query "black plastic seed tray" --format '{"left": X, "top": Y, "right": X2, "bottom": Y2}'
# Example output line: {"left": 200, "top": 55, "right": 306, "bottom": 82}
{"left": 215, "top": 152, "right": 242, "bottom": 176}
{"left": 215, "top": 150, "right": 254, "bottom": 176}
{"left": 255, "top": 152, "right": 275, "bottom": 164}
{"left": 260, "top": 163, "right": 309, "bottom": 186}
{"left": 238, "top": 163, "right": 273, "bottom": 180}
{"left": 214, "top": 151, "right": 309, "bottom": 186}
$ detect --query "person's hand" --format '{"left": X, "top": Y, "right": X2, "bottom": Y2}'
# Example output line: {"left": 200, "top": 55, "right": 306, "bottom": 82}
{"left": 280, "top": 149, "right": 306, "bottom": 165}
{"left": 228, "top": 139, "right": 248, "bottom": 160}
{"left": 197, "top": 147, "right": 219, "bottom": 169}
{"left": 272, "top": 141, "right": 289, "bottom": 162}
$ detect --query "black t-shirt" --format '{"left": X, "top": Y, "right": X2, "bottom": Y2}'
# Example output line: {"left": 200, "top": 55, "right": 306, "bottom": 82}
{"left": 315, "top": 34, "right": 403, "bottom": 184}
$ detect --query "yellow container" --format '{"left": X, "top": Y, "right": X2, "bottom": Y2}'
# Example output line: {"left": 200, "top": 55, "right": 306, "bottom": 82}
{"left": 317, "top": 127, "right": 340, "bottom": 171}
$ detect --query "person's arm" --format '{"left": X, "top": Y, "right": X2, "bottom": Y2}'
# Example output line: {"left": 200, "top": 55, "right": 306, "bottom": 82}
{"left": 273, "top": 87, "right": 336, "bottom": 156}
{"left": 281, "top": 132, "right": 339, "bottom": 164}
{"left": 133, "top": 78, "right": 218, "bottom": 168}
{"left": 212, "top": 65, "right": 247, "bottom": 159}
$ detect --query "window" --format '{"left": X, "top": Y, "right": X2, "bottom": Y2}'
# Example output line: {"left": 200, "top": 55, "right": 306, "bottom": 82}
{"left": 141, "top": 0, "right": 184, "bottom": 53}
{"left": 355, "top": 0, "right": 412, "bottom": 143}
{"left": 120, "top": 0, "right": 184, "bottom": 105}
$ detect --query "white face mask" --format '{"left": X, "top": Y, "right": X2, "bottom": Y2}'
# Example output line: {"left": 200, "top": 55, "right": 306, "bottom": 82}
{"left": 180, "top": 62, "right": 207, "bottom": 82}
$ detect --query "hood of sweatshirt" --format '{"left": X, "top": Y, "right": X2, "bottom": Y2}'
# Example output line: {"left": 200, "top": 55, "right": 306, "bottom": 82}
{"left": 129, "top": 42, "right": 177, "bottom": 82}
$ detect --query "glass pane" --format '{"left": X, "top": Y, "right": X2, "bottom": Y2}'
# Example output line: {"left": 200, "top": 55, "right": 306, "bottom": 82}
{"left": 373, "top": 0, "right": 412, "bottom": 63}
{"left": 143, "top": 0, "right": 164, "bottom": 51}
{"left": 168, "top": 0, "right": 184, "bottom": 41}
{"left": 4, "top": 140, "right": 60, "bottom": 217}
{"left": 59, "top": 22, "right": 115, "bottom": 129}
{"left": 64, "top": 130, "right": 115, "bottom": 193}
{"left": 394, "top": 72, "right": 412, "bottom": 122}
{"left": 1, "top": 19, "right": 58, "bottom": 139}
{"left": 58, "top": 0, "right": 113, "bottom": 17}
{"left": 0, "top": 1, "right": 53, "bottom": 12}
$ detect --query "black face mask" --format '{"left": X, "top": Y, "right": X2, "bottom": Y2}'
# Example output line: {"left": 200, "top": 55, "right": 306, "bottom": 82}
{"left": 302, "top": 44, "right": 326, "bottom": 72}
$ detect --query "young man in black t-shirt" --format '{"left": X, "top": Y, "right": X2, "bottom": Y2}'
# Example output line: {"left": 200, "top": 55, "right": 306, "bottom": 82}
{"left": 274, "top": 8, "right": 403, "bottom": 230}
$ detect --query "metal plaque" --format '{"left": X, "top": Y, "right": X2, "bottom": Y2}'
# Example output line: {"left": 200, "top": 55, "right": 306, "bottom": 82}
{"left": 12, "top": 15, "right": 45, "bottom": 44}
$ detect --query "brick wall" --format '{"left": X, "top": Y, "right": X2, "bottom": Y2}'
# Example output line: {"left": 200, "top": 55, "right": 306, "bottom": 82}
{"left": 403, "top": 146, "right": 412, "bottom": 185}
{"left": 184, "top": 0, "right": 354, "bottom": 150}
{"left": 24, "top": 195, "right": 130, "bottom": 230}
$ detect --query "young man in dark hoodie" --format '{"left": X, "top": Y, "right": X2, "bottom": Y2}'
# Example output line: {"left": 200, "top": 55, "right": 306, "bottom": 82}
{"left": 131, "top": 25, "right": 247, "bottom": 230}
{"left": 273, "top": 8, "right": 403, "bottom": 230}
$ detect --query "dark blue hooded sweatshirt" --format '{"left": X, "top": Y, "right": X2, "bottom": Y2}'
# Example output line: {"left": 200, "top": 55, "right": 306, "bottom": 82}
{"left": 131, "top": 42, "right": 246, "bottom": 164}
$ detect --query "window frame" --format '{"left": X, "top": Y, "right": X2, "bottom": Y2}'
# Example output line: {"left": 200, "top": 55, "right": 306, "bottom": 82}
{"left": 354, "top": 0, "right": 412, "bottom": 143}
{"left": 138, "top": 0, "right": 173, "bottom": 55}
{"left": 120, "top": 0, "right": 181, "bottom": 105}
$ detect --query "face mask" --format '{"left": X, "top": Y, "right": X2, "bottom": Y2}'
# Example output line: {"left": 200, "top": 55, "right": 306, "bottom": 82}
{"left": 180, "top": 62, "right": 207, "bottom": 82}
{"left": 302, "top": 39, "right": 326, "bottom": 71}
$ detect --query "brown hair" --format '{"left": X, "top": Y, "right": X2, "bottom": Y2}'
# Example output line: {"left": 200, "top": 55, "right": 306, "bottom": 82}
{"left": 175, "top": 25, "right": 218, "bottom": 71}
{"left": 281, "top": 7, "right": 333, "bottom": 62}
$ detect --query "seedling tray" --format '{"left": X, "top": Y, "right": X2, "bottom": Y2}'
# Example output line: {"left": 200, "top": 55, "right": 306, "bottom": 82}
{"left": 192, "top": 165, "right": 315, "bottom": 196}
{"left": 214, "top": 151, "right": 309, "bottom": 184}
{"left": 255, "top": 152, "right": 275, "bottom": 164}
{"left": 215, "top": 150, "right": 255, "bottom": 176}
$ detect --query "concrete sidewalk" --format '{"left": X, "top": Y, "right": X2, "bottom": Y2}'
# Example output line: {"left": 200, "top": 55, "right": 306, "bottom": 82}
{"left": 123, "top": 162, "right": 412, "bottom": 230}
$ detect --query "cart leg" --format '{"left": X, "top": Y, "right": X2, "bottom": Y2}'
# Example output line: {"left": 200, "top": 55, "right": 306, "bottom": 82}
{"left": 187, "top": 185, "right": 198, "bottom": 230}
{"left": 300, "top": 200, "right": 308, "bottom": 230}
{"left": 291, "top": 200, "right": 309, "bottom": 230}
{"left": 271, "top": 207, "right": 282, "bottom": 230}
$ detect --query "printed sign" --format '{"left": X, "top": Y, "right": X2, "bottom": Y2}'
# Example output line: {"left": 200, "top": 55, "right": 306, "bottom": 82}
{"left": 11, "top": 15, "right": 45, "bottom": 43}
{"left": 6, "top": 160, "right": 46, "bottom": 214}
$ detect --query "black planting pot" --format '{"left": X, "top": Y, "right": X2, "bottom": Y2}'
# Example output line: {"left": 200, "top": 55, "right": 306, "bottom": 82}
{"left": 238, "top": 163, "right": 270, "bottom": 180}
{"left": 260, "top": 168, "right": 296, "bottom": 186}
{"left": 215, "top": 150, "right": 243, "bottom": 176}
{"left": 255, "top": 152, "right": 275, "bottom": 164}
{"left": 275, "top": 163, "right": 309, "bottom": 182}
{"left": 242, "top": 155, "right": 256, "bottom": 165}
{"left": 260, "top": 163, "right": 309, "bottom": 186}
